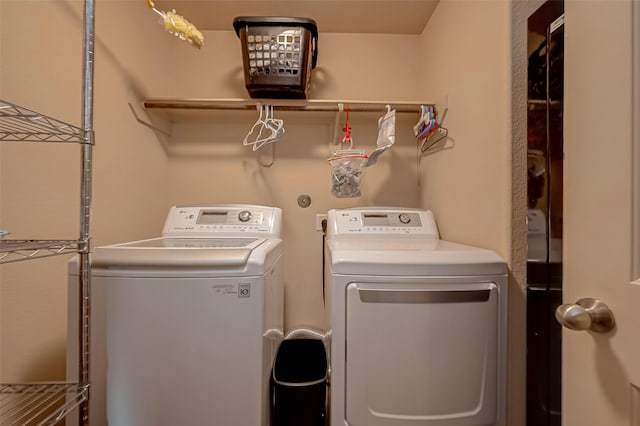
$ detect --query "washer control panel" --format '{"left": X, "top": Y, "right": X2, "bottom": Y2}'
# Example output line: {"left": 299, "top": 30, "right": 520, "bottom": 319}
{"left": 162, "top": 205, "right": 282, "bottom": 237}
{"left": 328, "top": 208, "right": 439, "bottom": 237}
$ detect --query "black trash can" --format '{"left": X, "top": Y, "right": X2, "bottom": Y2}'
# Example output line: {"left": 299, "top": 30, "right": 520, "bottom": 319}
{"left": 271, "top": 338, "right": 327, "bottom": 426}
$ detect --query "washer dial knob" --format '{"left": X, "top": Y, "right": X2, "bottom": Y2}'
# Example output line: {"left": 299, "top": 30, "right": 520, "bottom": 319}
{"left": 398, "top": 213, "right": 411, "bottom": 224}
{"left": 238, "top": 210, "right": 252, "bottom": 222}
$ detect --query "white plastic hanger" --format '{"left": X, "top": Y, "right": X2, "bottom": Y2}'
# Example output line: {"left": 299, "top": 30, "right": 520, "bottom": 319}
{"left": 243, "top": 104, "right": 285, "bottom": 151}
{"left": 243, "top": 103, "right": 267, "bottom": 148}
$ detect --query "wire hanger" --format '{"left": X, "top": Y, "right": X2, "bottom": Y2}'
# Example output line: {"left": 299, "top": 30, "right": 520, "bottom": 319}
{"left": 332, "top": 103, "right": 344, "bottom": 145}
{"left": 257, "top": 142, "right": 275, "bottom": 167}
{"left": 414, "top": 105, "right": 448, "bottom": 154}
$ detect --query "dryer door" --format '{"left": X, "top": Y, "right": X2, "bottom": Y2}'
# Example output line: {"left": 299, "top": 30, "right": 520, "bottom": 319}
{"left": 345, "top": 281, "right": 498, "bottom": 426}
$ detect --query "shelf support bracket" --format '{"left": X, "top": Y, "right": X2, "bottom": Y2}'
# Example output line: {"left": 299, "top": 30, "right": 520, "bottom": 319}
{"left": 127, "top": 100, "right": 171, "bottom": 137}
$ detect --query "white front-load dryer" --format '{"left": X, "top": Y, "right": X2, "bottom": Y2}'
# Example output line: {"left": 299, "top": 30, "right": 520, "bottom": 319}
{"left": 325, "top": 207, "right": 508, "bottom": 426}
{"left": 67, "top": 204, "right": 284, "bottom": 426}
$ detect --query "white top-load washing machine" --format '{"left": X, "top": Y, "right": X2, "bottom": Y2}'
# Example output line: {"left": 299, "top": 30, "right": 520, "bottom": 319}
{"left": 324, "top": 207, "right": 508, "bottom": 426}
{"left": 67, "top": 204, "right": 284, "bottom": 426}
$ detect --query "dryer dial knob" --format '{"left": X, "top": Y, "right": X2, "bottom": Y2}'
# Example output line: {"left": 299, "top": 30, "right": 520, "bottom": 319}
{"left": 398, "top": 213, "right": 411, "bottom": 224}
{"left": 238, "top": 210, "right": 252, "bottom": 222}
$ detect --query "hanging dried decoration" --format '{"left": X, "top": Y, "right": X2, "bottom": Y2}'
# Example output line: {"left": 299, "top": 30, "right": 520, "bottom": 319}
{"left": 146, "top": 0, "right": 204, "bottom": 48}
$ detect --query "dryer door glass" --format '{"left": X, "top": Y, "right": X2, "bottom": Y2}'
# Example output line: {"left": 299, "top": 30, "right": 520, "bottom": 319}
{"left": 345, "top": 281, "right": 498, "bottom": 426}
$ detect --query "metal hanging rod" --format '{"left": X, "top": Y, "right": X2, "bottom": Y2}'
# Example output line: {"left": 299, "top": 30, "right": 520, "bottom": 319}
{"left": 143, "top": 98, "right": 432, "bottom": 113}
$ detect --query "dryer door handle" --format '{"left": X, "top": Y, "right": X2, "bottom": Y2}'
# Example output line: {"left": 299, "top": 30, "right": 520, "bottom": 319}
{"left": 357, "top": 288, "right": 491, "bottom": 304}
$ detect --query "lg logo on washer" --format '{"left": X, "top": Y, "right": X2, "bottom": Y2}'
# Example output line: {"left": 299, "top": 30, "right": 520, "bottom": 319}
{"left": 238, "top": 283, "right": 251, "bottom": 298}
{"left": 211, "top": 283, "right": 251, "bottom": 298}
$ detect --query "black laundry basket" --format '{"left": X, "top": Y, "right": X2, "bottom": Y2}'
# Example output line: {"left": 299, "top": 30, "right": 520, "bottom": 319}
{"left": 233, "top": 16, "right": 318, "bottom": 99}
{"left": 271, "top": 338, "right": 327, "bottom": 426}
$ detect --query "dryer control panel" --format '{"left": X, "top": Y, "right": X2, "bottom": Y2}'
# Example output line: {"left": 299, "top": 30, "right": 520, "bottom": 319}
{"left": 327, "top": 208, "right": 439, "bottom": 238}
{"left": 162, "top": 204, "right": 282, "bottom": 237}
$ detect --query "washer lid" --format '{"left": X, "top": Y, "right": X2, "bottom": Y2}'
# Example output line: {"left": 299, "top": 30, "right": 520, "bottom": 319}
{"left": 90, "top": 237, "right": 282, "bottom": 273}
{"left": 327, "top": 238, "right": 507, "bottom": 276}
{"left": 121, "top": 237, "right": 259, "bottom": 249}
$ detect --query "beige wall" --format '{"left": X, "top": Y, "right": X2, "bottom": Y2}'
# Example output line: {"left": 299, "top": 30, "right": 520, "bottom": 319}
{"left": 0, "top": 0, "right": 169, "bottom": 381}
{"left": 417, "top": 0, "right": 519, "bottom": 423}
{"left": 418, "top": 0, "right": 511, "bottom": 258}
